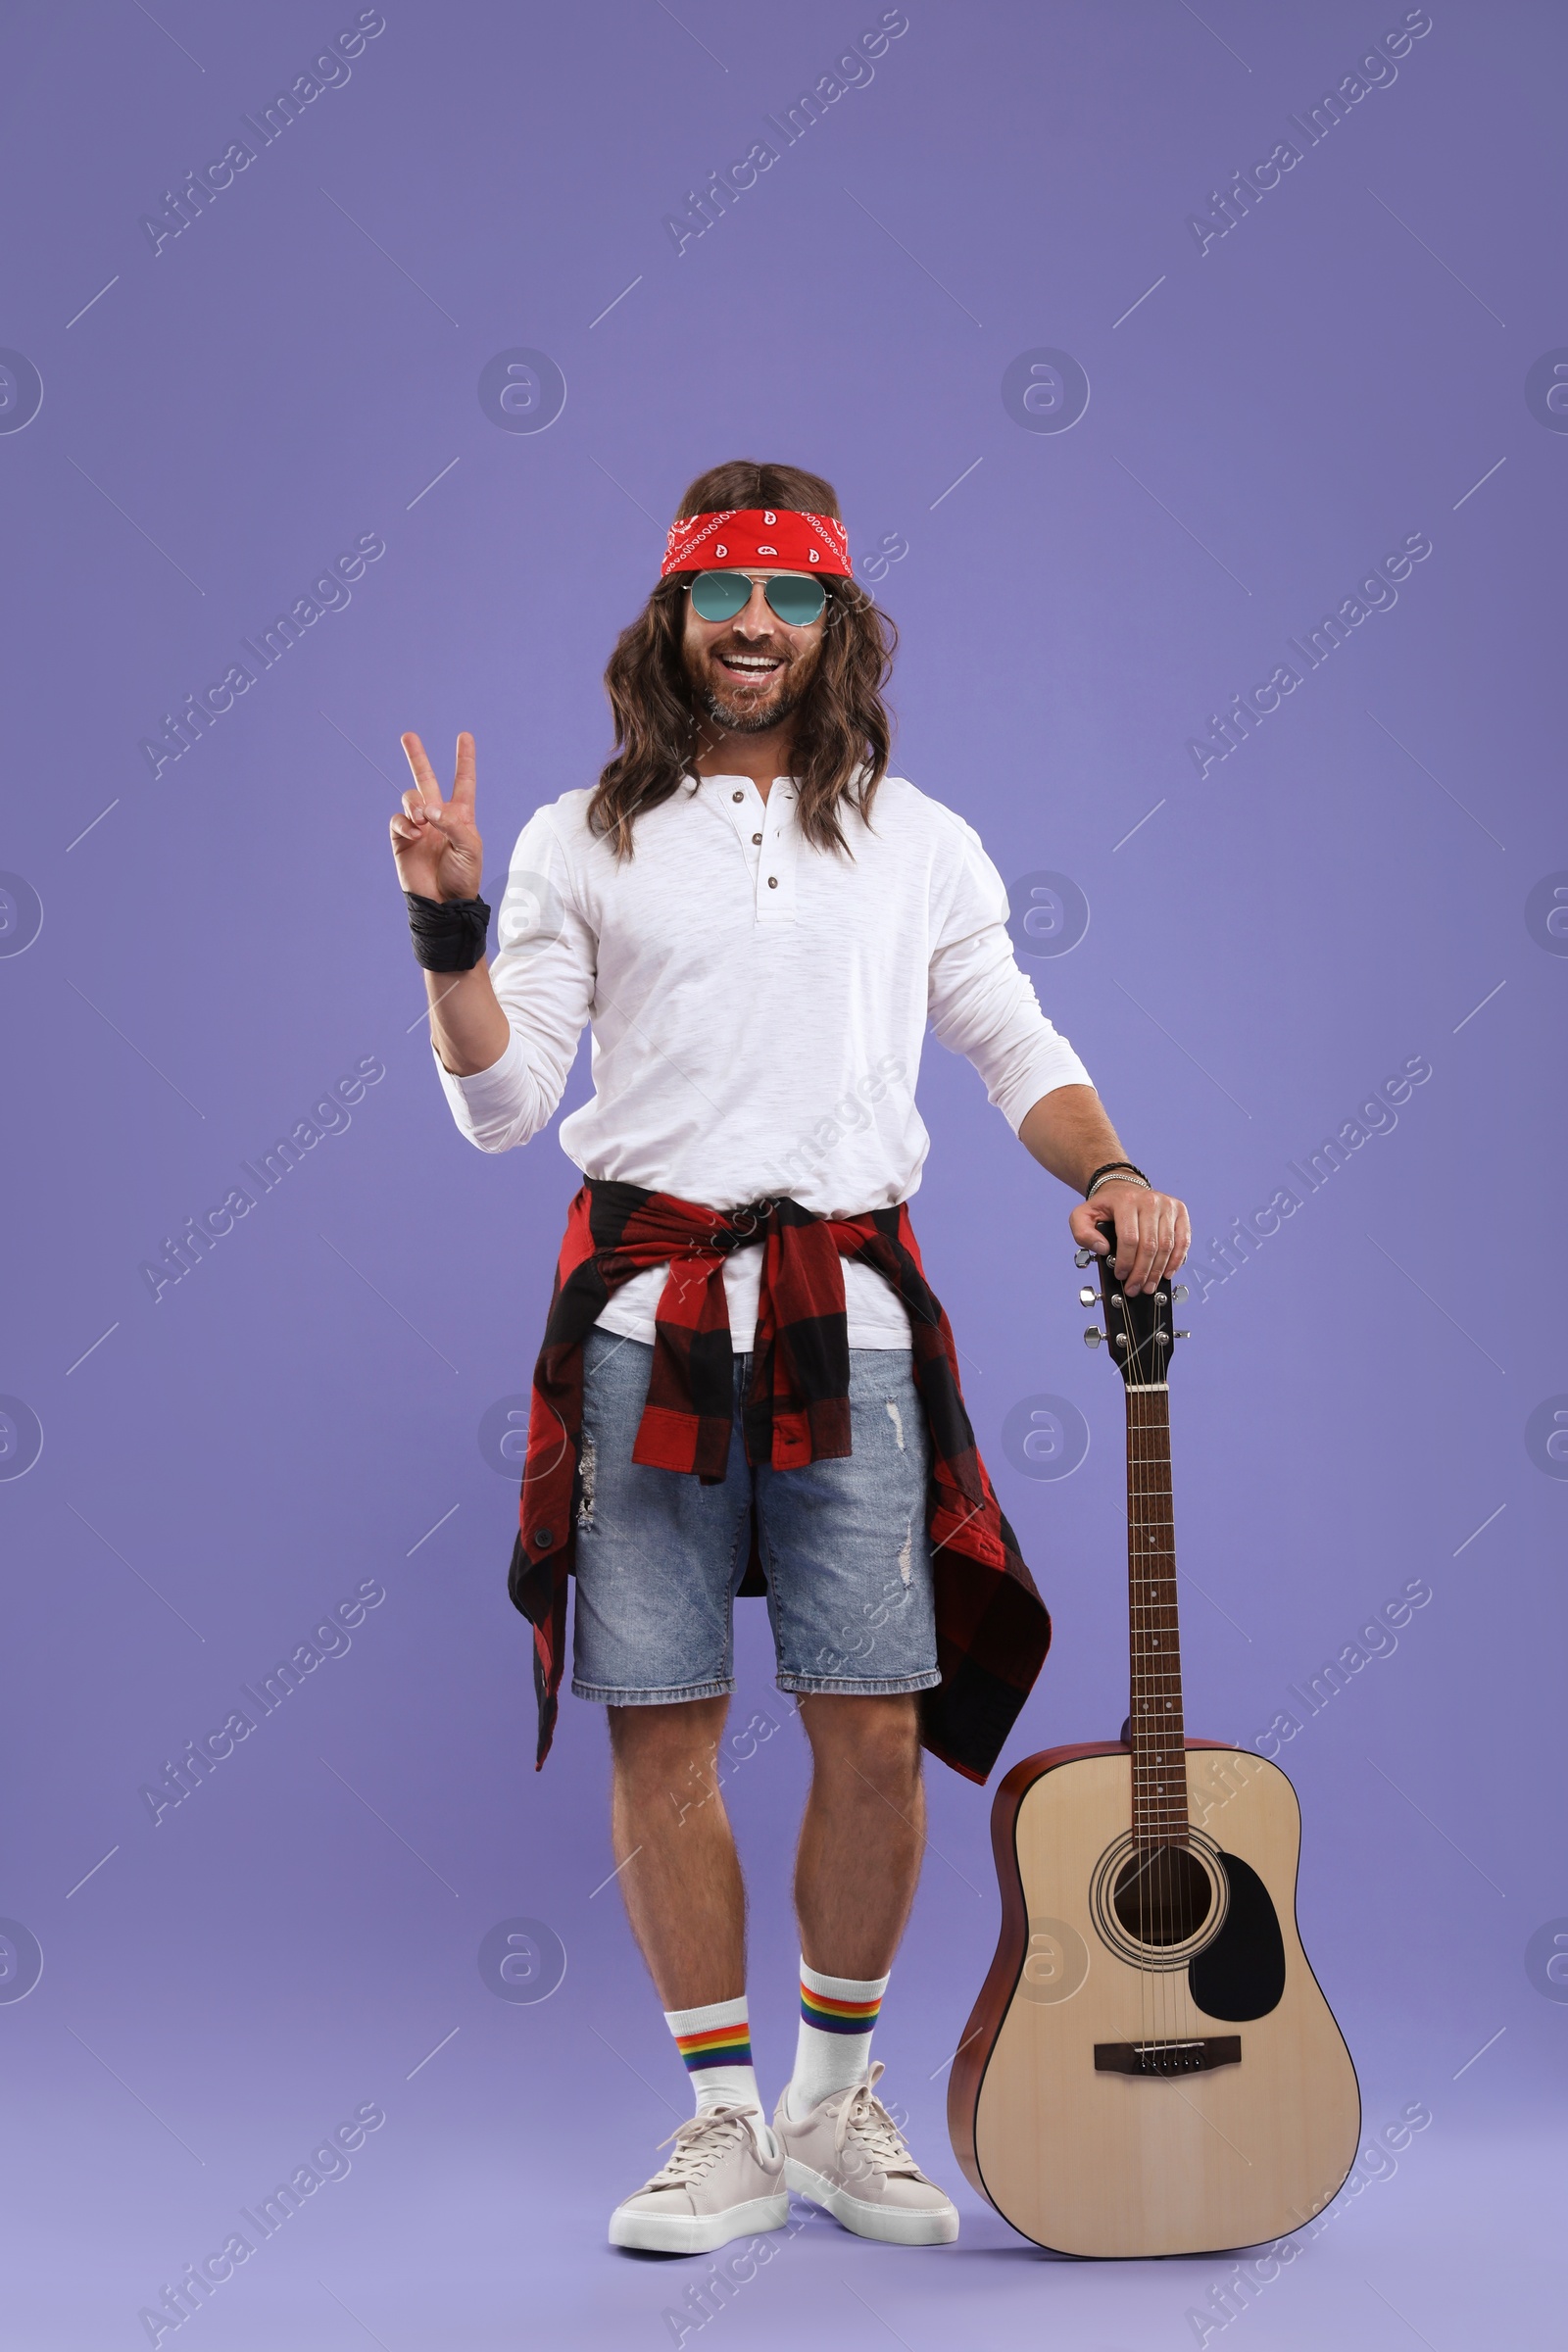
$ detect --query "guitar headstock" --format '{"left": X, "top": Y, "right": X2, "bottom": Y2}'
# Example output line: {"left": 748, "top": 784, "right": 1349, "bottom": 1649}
{"left": 1075, "top": 1218, "right": 1189, "bottom": 1389}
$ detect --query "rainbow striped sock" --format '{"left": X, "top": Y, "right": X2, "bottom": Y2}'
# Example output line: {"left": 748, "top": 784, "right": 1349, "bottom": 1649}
{"left": 663, "top": 1994, "right": 763, "bottom": 2121}
{"left": 787, "top": 1958, "right": 890, "bottom": 2119}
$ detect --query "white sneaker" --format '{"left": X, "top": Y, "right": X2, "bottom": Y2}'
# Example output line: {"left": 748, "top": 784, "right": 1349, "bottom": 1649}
{"left": 609, "top": 2104, "right": 789, "bottom": 2254}
{"left": 773, "top": 2062, "right": 958, "bottom": 2245}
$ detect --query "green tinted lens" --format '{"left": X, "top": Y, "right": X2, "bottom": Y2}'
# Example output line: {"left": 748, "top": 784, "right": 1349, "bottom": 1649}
{"left": 690, "top": 570, "right": 752, "bottom": 621}
{"left": 764, "top": 573, "right": 827, "bottom": 626}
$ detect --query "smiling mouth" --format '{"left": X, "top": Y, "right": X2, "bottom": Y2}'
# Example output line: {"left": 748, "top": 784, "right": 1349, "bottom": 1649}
{"left": 714, "top": 652, "right": 785, "bottom": 684}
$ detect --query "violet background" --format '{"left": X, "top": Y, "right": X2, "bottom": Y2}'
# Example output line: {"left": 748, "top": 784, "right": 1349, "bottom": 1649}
{"left": 1, "top": 2, "right": 1562, "bottom": 2345}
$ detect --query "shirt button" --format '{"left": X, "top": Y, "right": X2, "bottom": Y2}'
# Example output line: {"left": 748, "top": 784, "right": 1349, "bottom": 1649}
{"left": 732, "top": 791, "right": 744, "bottom": 803}
{"left": 767, "top": 876, "right": 778, "bottom": 889}
{"left": 752, "top": 832, "right": 762, "bottom": 845}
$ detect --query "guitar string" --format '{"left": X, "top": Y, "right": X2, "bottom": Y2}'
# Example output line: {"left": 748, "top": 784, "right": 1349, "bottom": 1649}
{"left": 1159, "top": 1373, "right": 1195, "bottom": 2053}
{"left": 1137, "top": 1301, "right": 1160, "bottom": 2052}
{"left": 1128, "top": 1277, "right": 1156, "bottom": 2054}
{"left": 1128, "top": 1314, "right": 1146, "bottom": 2054}
{"left": 1162, "top": 1374, "right": 1193, "bottom": 2053}
{"left": 1149, "top": 1374, "right": 1174, "bottom": 2052}
{"left": 1149, "top": 1376, "right": 1168, "bottom": 2052}
{"left": 1143, "top": 1376, "right": 1165, "bottom": 2054}
{"left": 1165, "top": 1345, "right": 1200, "bottom": 2053}
{"left": 1143, "top": 1368, "right": 1160, "bottom": 2055}
{"left": 1139, "top": 1364, "right": 1159, "bottom": 2052}
{"left": 1121, "top": 1254, "right": 1201, "bottom": 2059}
{"left": 1134, "top": 1327, "right": 1161, "bottom": 2051}
{"left": 1128, "top": 1288, "right": 1191, "bottom": 2060}
{"left": 1121, "top": 1259, "right": 1149, "bottom": 2054}
{"left": 1110, "top": 1242, "right": 1141, "bottom": 2050}
{"left": 1158, "top": 1377, "right": 1184, "bottom": 2052}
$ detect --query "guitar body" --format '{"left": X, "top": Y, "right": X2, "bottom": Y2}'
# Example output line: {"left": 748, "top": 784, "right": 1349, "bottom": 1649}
{"left": 949, "top": 1738, "right": 1360, "bottom": 2257}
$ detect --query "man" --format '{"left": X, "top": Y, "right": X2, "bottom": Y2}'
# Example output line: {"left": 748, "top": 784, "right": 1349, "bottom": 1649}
{"left": 390, "top": 461, "right": 1189, "bottom": 2256}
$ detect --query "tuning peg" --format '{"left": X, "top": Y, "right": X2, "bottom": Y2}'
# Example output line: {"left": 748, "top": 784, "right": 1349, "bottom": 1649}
{"left": 1078, "top": 1286, "right": 1098, "bottom": 1307}
{"left": 1082, "top": 1327, "right": 1104, "bottom": 1348}
{"left": 1174, "top": 1329, "right": 1191, "bottom": 1339}
{"left": 1171, "top": 1285, "right": 1188, "bottom": 1301}
{"left": 1074, "top": 1246, "right": 1094, "bottom": 1269}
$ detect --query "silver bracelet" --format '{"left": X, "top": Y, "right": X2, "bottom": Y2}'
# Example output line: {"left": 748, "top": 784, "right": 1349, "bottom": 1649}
{"left": 1085, "top": 1168, "right": 1152, "bottom": 1200}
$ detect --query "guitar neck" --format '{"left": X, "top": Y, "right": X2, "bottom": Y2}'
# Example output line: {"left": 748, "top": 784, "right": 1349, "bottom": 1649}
{"left": 1125, "top": 1385, "right": 1189, "bottom": 1844}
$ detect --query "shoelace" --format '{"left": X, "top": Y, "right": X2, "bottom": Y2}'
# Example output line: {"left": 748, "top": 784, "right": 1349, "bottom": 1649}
{"left": 639, "top": 2104, "right": 764, "bottom": 2194}
{"left": 830, "top": 2061, "right": 927, "bottom": 2180}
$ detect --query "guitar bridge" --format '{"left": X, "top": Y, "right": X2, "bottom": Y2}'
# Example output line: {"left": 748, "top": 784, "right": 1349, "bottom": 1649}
{"left": 1094, "top": 2035, "right": 1241, "bottom": 2077}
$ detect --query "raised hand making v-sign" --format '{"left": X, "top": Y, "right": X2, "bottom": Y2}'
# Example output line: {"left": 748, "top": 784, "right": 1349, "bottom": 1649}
{"left": 390, "top": 728, "right": 509, "bottom": 1082}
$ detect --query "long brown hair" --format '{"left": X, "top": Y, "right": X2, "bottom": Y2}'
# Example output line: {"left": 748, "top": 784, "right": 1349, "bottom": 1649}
{"left": 588, "top": 460, "right": 897, "bottom": 858}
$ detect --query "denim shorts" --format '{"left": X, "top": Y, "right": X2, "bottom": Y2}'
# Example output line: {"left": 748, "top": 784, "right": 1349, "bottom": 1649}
{"left": 569, "top": 1326, "right": 940, "bottom": 1705}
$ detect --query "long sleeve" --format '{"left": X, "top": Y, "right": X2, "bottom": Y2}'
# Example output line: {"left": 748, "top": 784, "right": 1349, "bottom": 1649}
{"left": 926, "top": 816, "right": 1093, "bottom": 1129}
{"left": 433, "top": 808, "right": 597, "bottom": 1153}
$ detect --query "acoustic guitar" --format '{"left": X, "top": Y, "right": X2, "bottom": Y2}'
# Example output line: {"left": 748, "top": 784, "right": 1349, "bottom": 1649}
{"left": 948, "top": 1226, "right": 1360, "bottom": 2256}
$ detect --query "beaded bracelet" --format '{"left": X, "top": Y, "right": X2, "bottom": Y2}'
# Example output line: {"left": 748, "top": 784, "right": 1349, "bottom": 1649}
{"left": 1084, "top": 1160, "right": 1152, "bottom": 1200}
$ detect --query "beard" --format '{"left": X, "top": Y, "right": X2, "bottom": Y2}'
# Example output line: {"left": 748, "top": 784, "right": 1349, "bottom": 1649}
{"left": 697, "top": 676, "right": 809, "bottom": 735}
{"left": 685, "top": 637, "right": 821, "bottom": 736}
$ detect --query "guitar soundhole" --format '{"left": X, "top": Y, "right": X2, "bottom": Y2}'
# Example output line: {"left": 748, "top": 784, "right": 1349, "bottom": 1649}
{"left": 1111, "top": 1843, "right": 1215, "bottom": 1948}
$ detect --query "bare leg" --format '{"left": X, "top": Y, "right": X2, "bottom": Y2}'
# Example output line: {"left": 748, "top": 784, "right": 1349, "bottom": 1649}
{"left": 793, "top": 1693, "right": 925, "bottom": 1978}
{"left": 607, "top": 1695, "right": 746, "bottom": 2009}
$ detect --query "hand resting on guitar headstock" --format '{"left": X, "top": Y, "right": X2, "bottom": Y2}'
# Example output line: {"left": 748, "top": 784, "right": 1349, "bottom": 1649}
{"left": 1075, "top": 1217, "right": 1191, "bottom": 1386}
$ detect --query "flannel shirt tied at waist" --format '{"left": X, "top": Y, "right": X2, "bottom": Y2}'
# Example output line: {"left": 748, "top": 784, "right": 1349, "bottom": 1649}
{"left": 507, "top": 1179, "right": 1052, "bottom": 1782}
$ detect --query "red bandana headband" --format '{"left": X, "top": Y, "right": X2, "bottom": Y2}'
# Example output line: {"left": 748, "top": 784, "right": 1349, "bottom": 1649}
{"left": 660, "top": 507, "right": 853, "bottom": 579}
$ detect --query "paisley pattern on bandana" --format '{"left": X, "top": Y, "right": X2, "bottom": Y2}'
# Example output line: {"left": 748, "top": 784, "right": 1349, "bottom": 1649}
{"left": 661, "top": 507, "right": 853, "bottom": 578}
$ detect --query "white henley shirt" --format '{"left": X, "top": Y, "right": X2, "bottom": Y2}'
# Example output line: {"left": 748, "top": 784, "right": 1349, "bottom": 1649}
{"left": 435, "top": 771, "right": 1093, "bottom": 1348}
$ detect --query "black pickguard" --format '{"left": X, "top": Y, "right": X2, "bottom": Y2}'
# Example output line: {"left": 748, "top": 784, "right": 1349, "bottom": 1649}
{"left": 1188, "top": 1852, "right": 1287, "bottom": 2022}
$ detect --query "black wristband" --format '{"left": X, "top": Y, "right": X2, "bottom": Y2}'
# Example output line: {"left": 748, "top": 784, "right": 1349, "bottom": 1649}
{"left": 1084, "top": 1159, "right": 1150, "bottom": 1199}
{"left": 405, "top": 890, "right": 492, "bottom": 972}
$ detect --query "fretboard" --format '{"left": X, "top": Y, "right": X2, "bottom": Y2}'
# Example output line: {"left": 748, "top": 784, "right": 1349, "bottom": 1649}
{"left": 1125, "top": 1386, "right": 1189, "bottom": 1845}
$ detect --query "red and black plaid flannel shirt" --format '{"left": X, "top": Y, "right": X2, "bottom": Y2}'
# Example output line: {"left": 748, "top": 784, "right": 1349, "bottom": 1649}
{"left": 507, "top": 1179, "right": 1051, "bottom": 1782}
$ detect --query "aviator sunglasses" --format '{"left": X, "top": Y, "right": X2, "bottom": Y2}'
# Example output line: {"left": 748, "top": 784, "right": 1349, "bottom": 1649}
{"left": 686, "top": 567, "right": 828, "bottom": 627}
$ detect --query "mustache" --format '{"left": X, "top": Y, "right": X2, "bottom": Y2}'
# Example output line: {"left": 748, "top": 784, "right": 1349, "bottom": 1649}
{"left": 707, "top": 639, "right": 790, "bottom": 663}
